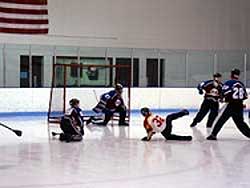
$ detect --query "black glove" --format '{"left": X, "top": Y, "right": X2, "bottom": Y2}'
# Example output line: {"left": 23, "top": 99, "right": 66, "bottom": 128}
{"left": 199, "top": 89, "right": 203, "bottom": 95}
{"left": 141, "top": 136, "right": 149, "bottom": 141}
{"left": 120, "top": 105, "right": 126, "bottom": 111}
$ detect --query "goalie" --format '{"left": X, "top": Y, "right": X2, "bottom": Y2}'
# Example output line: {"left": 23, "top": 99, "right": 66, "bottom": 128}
{"left": 58, "top": 98, "right": 84, "bottom": 142}
{"left": 87, "top": 83, "right": 128, "bottom": 126}
{"left": 140, "top": 107, "right": 192, "bottom": 141}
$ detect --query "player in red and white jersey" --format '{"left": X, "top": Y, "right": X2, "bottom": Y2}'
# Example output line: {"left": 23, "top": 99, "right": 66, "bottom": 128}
{"left": 141, "top": 107, "right": 192, "bottom": 141}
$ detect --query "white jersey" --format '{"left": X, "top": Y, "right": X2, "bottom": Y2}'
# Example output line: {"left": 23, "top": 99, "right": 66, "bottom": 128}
{"left": 145, "top": 115, "right": 166, "bottom": 133}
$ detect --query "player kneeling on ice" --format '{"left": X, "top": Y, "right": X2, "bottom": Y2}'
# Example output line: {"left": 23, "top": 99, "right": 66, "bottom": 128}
{"left": 87, "top": 83, "right": 128, "bottom": 126}
{"left": 58, "top": 98, "right": 84, "bottom": 142}
{"left": 140, "top": 108, "right": 192, "bottom": 141}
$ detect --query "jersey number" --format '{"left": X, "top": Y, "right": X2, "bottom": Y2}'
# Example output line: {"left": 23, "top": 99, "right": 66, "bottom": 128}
{"left": 232, "top": 88, "right": 244, "bottom": 99}
{"left": 152, "top": 116, "right": 164, "bottom": 127}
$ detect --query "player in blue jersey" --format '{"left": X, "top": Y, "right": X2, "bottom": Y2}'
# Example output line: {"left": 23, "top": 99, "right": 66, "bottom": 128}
{"left": 207, "top": 69, "right": 250, "bottom": 140}
{"left": 58, "top": 98, "right": 84, "bottom": 142}
{"left": 87, "top": 84, "right": 128, "bottom": 126}
{"left": 190, "top": 73, "right": 223, "bottom": 128}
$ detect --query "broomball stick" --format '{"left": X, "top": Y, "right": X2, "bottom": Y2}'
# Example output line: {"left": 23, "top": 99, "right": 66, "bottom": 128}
{"left": 0, "top": 122, "right": 22, "bottom": 137}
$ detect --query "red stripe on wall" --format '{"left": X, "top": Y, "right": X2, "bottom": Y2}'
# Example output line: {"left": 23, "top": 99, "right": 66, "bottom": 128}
{"left": 0, "top": 0, "right": 47, "bottom": 5}
{"left": 0, "top": 7, "right": 48, "bottom": 15}
{"left": 0, "top": 17, "right": 48, "bottom": 24}
{"left": 0, "top": 27, "right": 48, "bottom": 34}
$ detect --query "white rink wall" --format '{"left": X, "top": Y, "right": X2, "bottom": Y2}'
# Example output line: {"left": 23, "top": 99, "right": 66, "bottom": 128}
{"left": 0, "top": 0, "right": 249, "bottom": 50}
{"left": 0, "top": 88, "right": 249, "bottom": 114}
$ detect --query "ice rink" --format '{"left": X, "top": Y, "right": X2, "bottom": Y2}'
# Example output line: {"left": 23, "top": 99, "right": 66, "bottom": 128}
{"left": 0, "top": 111, "right": 250, "bottom": 188}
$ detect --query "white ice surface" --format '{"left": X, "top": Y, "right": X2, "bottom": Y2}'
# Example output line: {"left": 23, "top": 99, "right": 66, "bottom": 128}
{"left": 0, "top": 112, "right": 250, "bottom": 188}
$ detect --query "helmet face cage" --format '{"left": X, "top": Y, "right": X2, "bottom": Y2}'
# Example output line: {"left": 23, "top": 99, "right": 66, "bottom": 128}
{"left": 115, "top": 83, "right": 123, "bottom": 93}
{"left": 140, "top": 107, "right": 150, "bottom": 116}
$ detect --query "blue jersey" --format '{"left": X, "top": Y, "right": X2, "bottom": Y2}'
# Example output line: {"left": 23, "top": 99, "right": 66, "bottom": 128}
{"left": 93, "top": 90, "right": 125, "bottom": 113}
{"left": 197, "top": 80, "right": 223, "bottom": 101}
{"left": 222, "top": 79, "right": 248, "bottom": 103}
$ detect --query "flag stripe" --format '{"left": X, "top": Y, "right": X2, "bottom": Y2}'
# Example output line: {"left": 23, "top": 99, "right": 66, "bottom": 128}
{"left": 0, "top": 7, "right": 48, "bottom": 15}
{"left": 0, "top": 23, "right": 48, "bottom": 28}
{"left": 0, "top": 17, "right": 48, "bottom": 24}
{"left": 0, "top": 12, "right": 48, "bottom": 20}
{"left": 0, "top": 2, "right": 47, "bottom": 10}
{"left": 0, "top": 27, "right": 48, "bottom": 34}
{"left": 0, "top": 0, "right": 47, "bottom": 5}
{"left": 0, "top": 0, "right": 48, "bottom": 34}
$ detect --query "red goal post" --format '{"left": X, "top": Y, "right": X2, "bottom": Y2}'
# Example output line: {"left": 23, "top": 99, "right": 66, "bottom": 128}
{"left": 47, "top": 63, "right": 131, "bottom": 124}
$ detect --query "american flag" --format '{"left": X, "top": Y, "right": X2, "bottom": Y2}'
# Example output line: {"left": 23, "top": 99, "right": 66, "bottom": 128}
{"left": 0, "top": 0, "right": 48, "bottom": 34}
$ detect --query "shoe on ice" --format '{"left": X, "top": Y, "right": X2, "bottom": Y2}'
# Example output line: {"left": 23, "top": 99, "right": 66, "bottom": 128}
{"left": 207, "top": 134, "right": 217, "bottom": 140}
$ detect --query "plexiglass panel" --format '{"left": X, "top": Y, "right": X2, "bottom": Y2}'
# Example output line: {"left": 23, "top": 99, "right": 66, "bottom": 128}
{"left": 133, "top": 48, "right": 158, "bottom": 58}
{"left": 55, "top": 46, "right": 79, "bottom": 57}
{"left": 217, "top": 51, "right": 244, "bottom": 83}
{"left": 0, "top": 44, "right": 249, "bottom": 88}
{"left": 187, "top": 51, "right": 214, "bottom": 87}
{"left": 5, "top": 44, "right": 30, "bottom": 87}
{"left": 107, "top": 48, "right": 132, "bottom": 58}
{"left": 30, "top": 45, "right": 54, "bottom": 87}
{"left": 161, "top": 51, "right": 186, "bottom": 87}
{"left": 79, "top": 47, "right": 106, "bottom": 58}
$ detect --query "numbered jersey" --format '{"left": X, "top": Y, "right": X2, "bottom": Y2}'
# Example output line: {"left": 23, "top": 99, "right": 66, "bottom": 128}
{"left": 222, "top": 80, "right": 248, "bottom": 103}
{"left": 144, "top": 114, "right": 166, "bottom": 133}
{"left": 93, "top": 90, "right": 125, "bottom": 113}
{"left": 198, "top": 80, "right": 223, "bottom": 101}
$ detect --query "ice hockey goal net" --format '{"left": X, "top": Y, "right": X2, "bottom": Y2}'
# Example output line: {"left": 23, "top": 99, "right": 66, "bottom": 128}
{"left": 48, "top": 63, "right": 131, "bottom": 124}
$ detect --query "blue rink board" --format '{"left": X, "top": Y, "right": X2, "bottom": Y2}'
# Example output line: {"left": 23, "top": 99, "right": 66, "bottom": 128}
{"left": 0, "top": 108, "right": 249, "bottom": 118}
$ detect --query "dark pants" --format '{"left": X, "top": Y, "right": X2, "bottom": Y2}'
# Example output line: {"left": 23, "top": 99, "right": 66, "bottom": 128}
{"left": 192, "top": 99, "right": 219, "bottom": 128}
{"left": 161, "top": 110, "right": 192, "bottom": 141}
{"left": 102, "top": 106, "right": 127, "bottom": 125}
{"left": 211, "top": 103, "right": 250, "bottom": 138}
{"left": 60, "top": 117, "right": 83, "bottom": 142}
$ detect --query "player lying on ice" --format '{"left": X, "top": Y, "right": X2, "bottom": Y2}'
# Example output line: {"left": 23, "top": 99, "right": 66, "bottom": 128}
{"left": 140, "top": 107, "right": 192, "bottom": 141}
{"left": 57, "top": 98, "right": 84, "bottom": 142}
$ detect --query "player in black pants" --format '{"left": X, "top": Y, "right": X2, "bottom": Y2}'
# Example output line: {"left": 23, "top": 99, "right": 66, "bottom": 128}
{"left": 190, "top": 73, "right": 223, "bottom": 128}
{"left": 140, "top": 107, "right": 192, "bottom": 141}
{"left": 59, "top": 98, "right": 84, "bottom": 142}
{"left": 207, "top": 69, "right": 250, "bottom": 140}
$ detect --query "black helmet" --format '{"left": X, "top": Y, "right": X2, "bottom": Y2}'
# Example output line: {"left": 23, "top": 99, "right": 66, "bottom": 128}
{"left": 231, "top": 68, "right": 240, "bottom": 79}
{"left": 69, "top": 98, "right": 80, "bottom": 106}
{"left": 140, "top": 107, "right": 150, "bottom": 116}
{"left": 115, "top": 83, "right": 123, "bottom": 93}
{"left": 231, "top": 68, "right": 240, "bottom": 76}
{"left": 213, "top": 72, "right": 222, "bottom": 78}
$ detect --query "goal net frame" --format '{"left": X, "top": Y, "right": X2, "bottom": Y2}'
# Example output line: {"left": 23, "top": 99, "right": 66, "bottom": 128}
{"left": 47, "top": 63, "right": 131, "bottom": 124}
